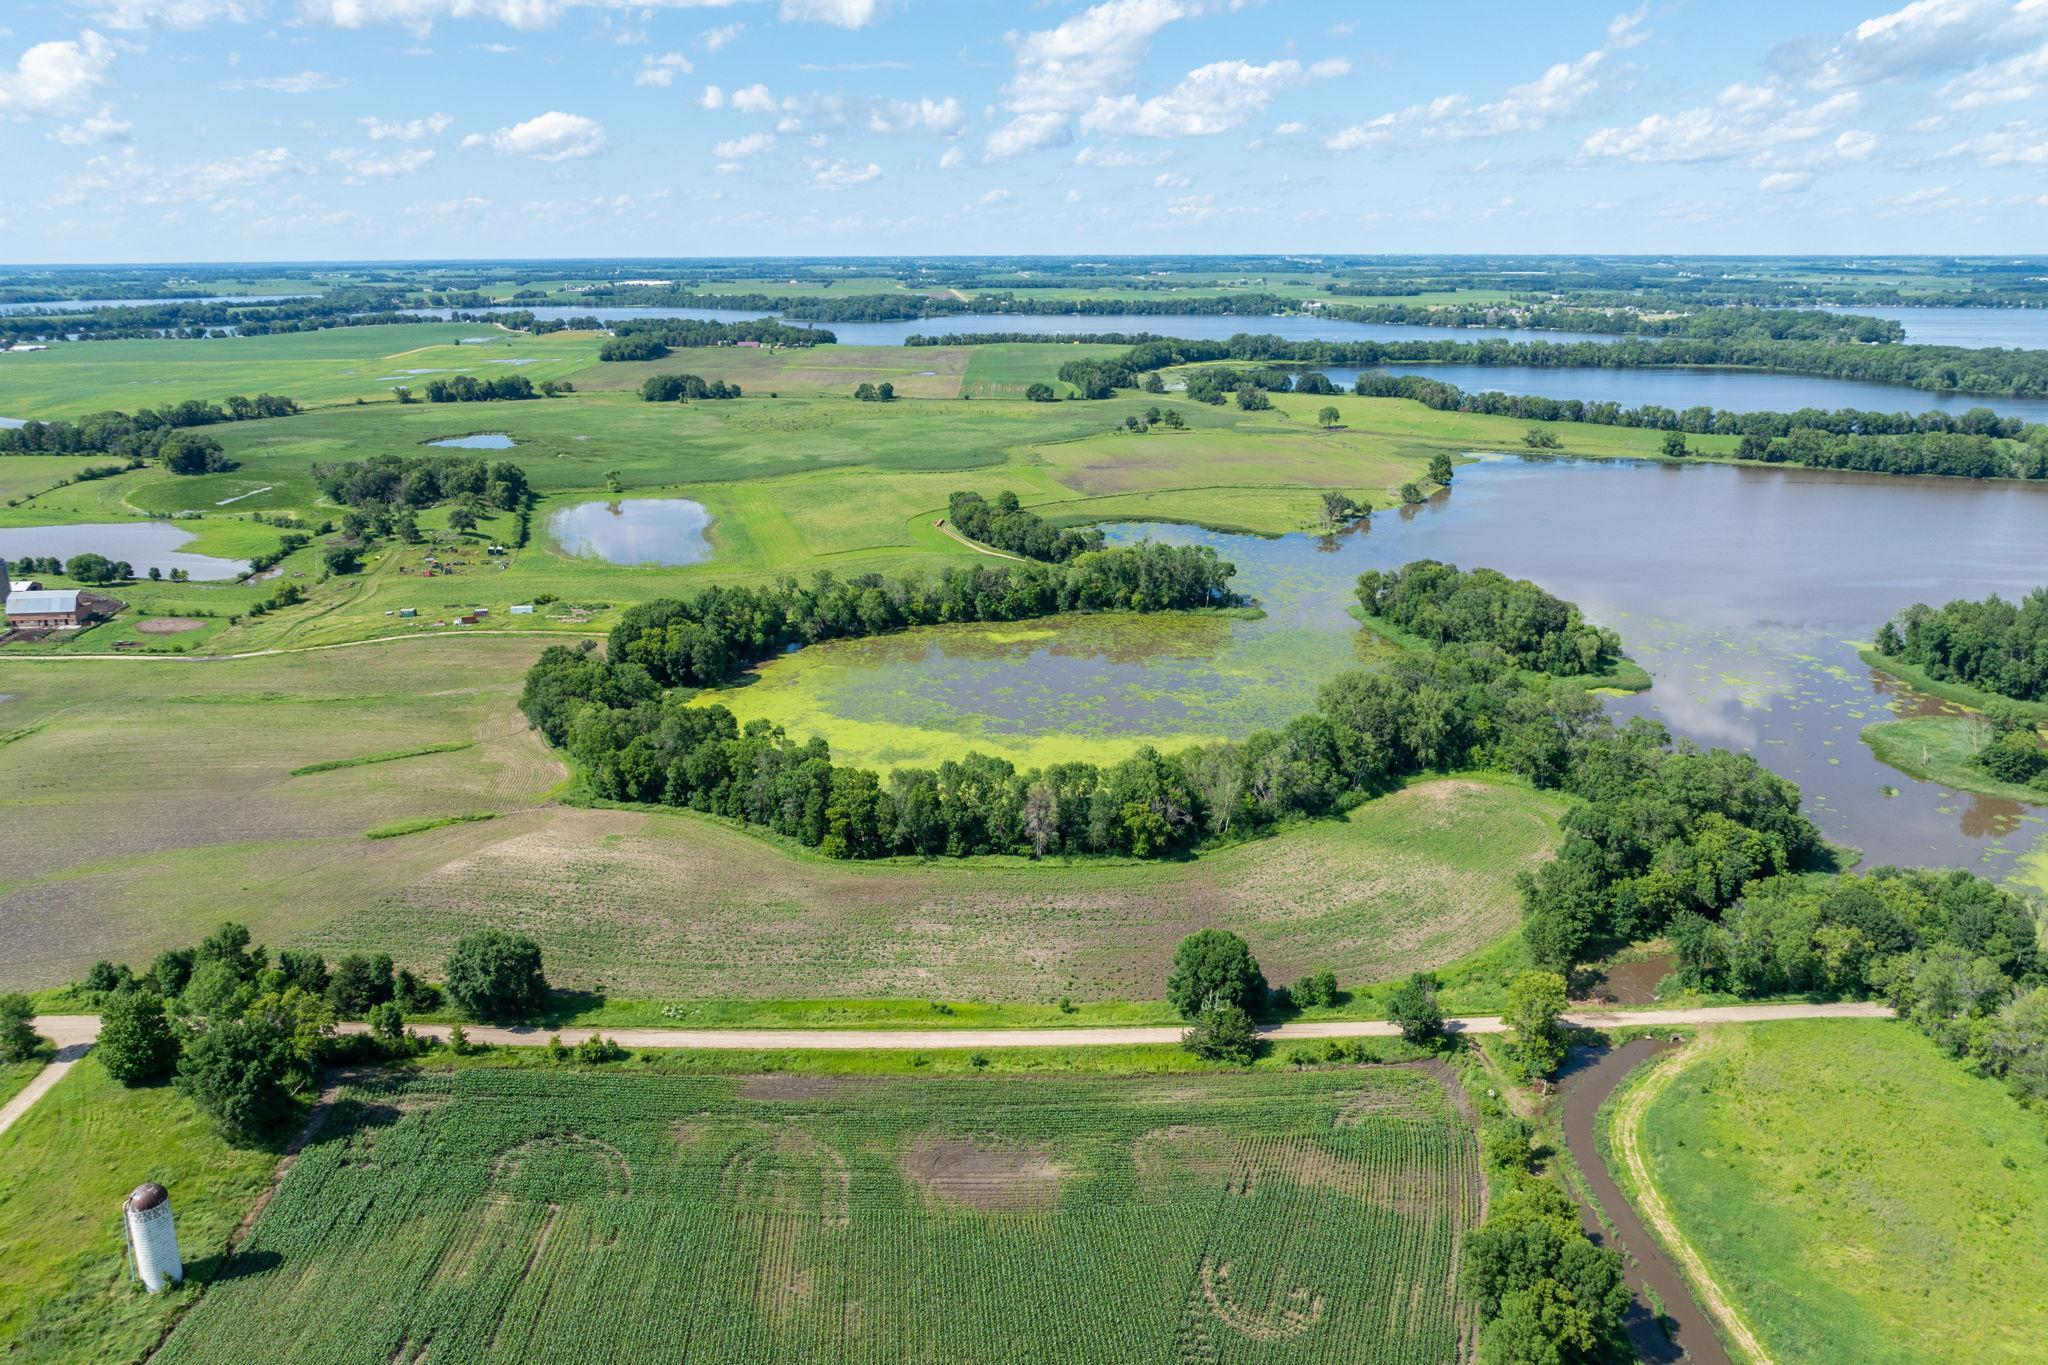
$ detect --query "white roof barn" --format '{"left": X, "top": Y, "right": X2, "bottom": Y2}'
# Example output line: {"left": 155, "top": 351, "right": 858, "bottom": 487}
{"left": 6, "top": 589, "right": 81, "bottom": 617}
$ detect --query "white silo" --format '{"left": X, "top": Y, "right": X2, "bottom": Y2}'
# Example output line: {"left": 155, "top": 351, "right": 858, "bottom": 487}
{"left": 124, "top": 1183, "right": 183, "bottom": 1293}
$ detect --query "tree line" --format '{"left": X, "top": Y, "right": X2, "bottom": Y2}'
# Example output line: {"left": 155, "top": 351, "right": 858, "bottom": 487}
{"left": 0, "top": 394, "right": 299, "bottom": 458}
{"left": 0, "top": 289, "right": 430, "bottom": 345}
{"left": 421, "top": 374, "right": 544, "bottom": 403}
{"left": 1876, "top": 588, "right": 2048, "bottom": 702}
{"left": 1356, "top": 560, "right": 1623, "bottom": 676}
{"left": 638, "top": 373, "right": 743, "bottom": 402}
{"left": 945, "top": 490, "right": 1104, "bottom": 562}
{"left": 598, "top": 318, "right": 831, "bottom": 359}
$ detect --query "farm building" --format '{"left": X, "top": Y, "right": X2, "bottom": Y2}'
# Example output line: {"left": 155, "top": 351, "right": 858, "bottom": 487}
{"left": 6, "top": 588, "right": 82, "bottom": 629}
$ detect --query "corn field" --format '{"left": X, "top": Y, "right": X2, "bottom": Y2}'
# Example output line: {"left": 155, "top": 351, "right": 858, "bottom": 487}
{"left": 157, "top": 1067, "right": 1483, "bottom": 1364}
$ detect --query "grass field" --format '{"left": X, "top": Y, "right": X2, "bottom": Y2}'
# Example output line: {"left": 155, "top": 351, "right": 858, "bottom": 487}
{"left": 1630, "top": 1020, "right": 2048, "bottom": 1363}
{"left": 1862, "top": 716, "right": 2047, "bottom": 805}
{"left": 156, "top": 1065, "right": 1481, "bottom": 1364}
{"left": 0, "top": 1054, "right": 280, "bottom": 1364}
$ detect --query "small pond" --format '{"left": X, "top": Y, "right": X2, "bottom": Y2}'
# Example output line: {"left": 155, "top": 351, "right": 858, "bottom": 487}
{"left": 428, "top": 433, "right": 515, "bottom": 450}
{"left": 0, "top": 521, "right": 250, "bottom": 579}
{"left": 549, "top": 498, "right": 712, "bottom": 566}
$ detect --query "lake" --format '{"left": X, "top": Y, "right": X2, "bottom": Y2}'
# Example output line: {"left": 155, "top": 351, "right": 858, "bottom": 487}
{"left": 0, "top": 294, "right": 307, "bottom": 315}
{"left": 548, "top": 498, "right": 713, "bottom": 566}
{"left": 1316, "top": 363, "right": 2048, "bottom": 423}
{"left": 809, "top": 313, "right": 1624, "bottom": 348}
{"left": 428, "top": 433, "right": 515, "bottom": 449}
{"left": 1820, "top": 306, "right": 2048, "bottom": 350}
{"left": 0, "top": 521, "right": 249, "bottom": 579}
{"left": 715, "top": 458, "right": 2048, "bottom": 880}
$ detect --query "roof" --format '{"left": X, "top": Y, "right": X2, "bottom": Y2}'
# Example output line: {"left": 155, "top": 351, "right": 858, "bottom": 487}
{"left": 6, "top": 589, "right": 79, "bottom": 615}
{"left": 127, "top": 1182, "right": 169, "bottom": 1211}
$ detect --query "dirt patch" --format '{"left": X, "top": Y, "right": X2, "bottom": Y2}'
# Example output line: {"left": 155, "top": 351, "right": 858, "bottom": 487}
{"left": 902, "top": 1136, "right": 1066, "bottom": 1212}
{"left": 1576, "top": 953, "right": 1675, "bottom": 1007}
{"left": 1132, "top": 1125, "right": 1235, "bottom": 1194}
{"left": 740, "top": 1074, "right": 847, "bottom": 1102}
{"left": 135, "top": 617, "right": 206, "bottom": 635}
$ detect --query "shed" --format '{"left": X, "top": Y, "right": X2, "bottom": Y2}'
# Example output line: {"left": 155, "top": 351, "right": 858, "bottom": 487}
{"left": 6, "top": 588, "right": 82, "bottom": 629}
{"left": 509, "top": 604, "right": 534, "bottom": 615}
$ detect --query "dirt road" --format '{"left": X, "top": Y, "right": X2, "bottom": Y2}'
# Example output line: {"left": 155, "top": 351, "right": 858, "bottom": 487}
{"left": 0, "top": 1015, "right": 101, "bottom": 1140}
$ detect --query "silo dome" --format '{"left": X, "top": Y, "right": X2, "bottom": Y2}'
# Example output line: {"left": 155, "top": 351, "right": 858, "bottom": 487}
{"left": 127, "top": 1183, "right": 170, "bottom": 1212}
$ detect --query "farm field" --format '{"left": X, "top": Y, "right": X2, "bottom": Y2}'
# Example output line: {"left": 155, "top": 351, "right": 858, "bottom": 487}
{"left": 1626, "top": 1020, "right": 2048, "bottom": 1363}
{"left": 155, "top": 1065, "right": 1483, "bottom": 1364}
{"left": 0, "top": 1054, "right": 279, "bottom": 1364}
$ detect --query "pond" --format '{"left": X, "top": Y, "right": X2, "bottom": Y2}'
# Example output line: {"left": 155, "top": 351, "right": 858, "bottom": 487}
{"left": 428, "top": 433, "right": 515, "bottom": 449}
{"left": 0, "top": 521, "right": 250, "bottom": 579}
{"left": 1315, "top": 363, "right": 2048, "bottom": 424}
{"left": 714, "top": 458, "right": 2048, "bottom": 880}
{"left": 548, "top": 498, "right": 712, "bottom": 566}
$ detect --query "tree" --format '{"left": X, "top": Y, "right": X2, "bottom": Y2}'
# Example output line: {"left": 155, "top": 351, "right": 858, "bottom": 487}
{"left": 1387, "top": 971, "right": 1445, "bottom": 1045}
{"left": 1317, "top": 405, "right": 1341, "bottom": 429}
{"left": 0, "top": 993, "right": 39, "bottom": 1063}
{"left": 853, "top": 382, "right": 878, "bottom": 402}
{"left": 1661, "top": 431, "right": 1689, "bottom": 458}
{"left": 443, "top": 931, "right": 548, "bottom": 1021}
{"left": 1165, "top": 929, "right": 1266, "bottom": 1018}
{"left": 876, "top": 381, "right": 895, "bottom": 401}
{"left": 1428, "top": 452, "right": 1455, "bottom": 485}
{"left": 177, "top": 1017, "right": 298, "bottom": 1144}
{"left": 160, "top": 432, "right": 233, "bottom": 476}
{"left": 446, "top": 500, "right": 481, "bottom": 534}
{"left": 1523, "top": 427, "right": 1560, "bottom": 450}
{"left": 1291, "top": 969, "right": 1339, "bottom": 1009}
{"left": 1183, "top": 1001, "right": 1259, "bottom": 1064}
{"left": 181, "top": 958, "right": 256, "bottom": 1022}
{"left": 322, "top": 542, "right": 363, "bottom": 575}
{"left": 325, "top": 952, "right": 394, "bottom": 1018}
{"left": 1235, "top": 386, "right": 1271, "bottom": 411}
{"left": 197, "top": 921, "right": 265, "bottom": 979}
{"left": 1024, "top": 382, "right": 1058, "bottom": 402}
{"left": 1319, "top": 491, "right": 1364, "bottom": 530}
{"left": 64, "top": 552, "right": 124, "bottom": 584}
{"left": 97, "top": 991, "right": 181, "bottom": 1085}
{"left": 1504, "top": 971, "right": 1571, "bottom": 1080}
{"left": 1399, "top": 482, "right": 1424, "bottom": 505}
{"left": 368, "top": 1001, "right": 406, "bottom": 1045}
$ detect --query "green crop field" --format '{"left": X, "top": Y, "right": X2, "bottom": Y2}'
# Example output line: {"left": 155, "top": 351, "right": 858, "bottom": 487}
{"left": 156, "top": 1065, "right": 1482, "bottom": 1364}
{"left": 1631, "top": 1020, "right": 2048, "bottom": 1363}
{"left": 0, "top": 1054, "right": 279, "bottom": 1364}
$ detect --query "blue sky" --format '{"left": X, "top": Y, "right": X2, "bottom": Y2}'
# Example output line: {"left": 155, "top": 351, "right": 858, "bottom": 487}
{"left": 1, "top": 0, "right": 2045, "bottom": 261}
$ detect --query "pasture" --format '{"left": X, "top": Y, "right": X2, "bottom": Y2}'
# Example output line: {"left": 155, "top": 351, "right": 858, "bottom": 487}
{"left": 156, "top": 1065, "right": 1482, "bottom": 1364}
{"left": 1629, "top": 1020, "right": 2048, "bottom": 1363}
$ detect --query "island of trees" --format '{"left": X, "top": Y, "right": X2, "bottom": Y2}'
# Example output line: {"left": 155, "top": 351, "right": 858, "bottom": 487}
{"left": 1356, "top": 560, "right": 1623, "bottom": 676}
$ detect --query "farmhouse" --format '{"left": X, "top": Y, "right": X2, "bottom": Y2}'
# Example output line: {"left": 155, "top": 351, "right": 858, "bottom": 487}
{"left": 5, "top": 588, "right": 82, "bottom": 629}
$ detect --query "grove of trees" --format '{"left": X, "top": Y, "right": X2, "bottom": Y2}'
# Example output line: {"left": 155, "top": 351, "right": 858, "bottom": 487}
{"left": 1876, "top": 587, "right": 2048, "bottom": 702}
{"left": 1356, "top": 561, "right": 1623, "bottom": 676}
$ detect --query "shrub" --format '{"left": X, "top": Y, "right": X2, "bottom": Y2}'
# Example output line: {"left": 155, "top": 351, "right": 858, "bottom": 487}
{"left": 326, "top": 953, "right": 395, "bottom": 1018}
{"left": 1183, "top": 1002, "right": 1260, "bottom": 1065}
{"left": 443, "top": 931, "right": 548, "bottom": 1022}
{"left": 367, "top": 1001, "right": 406, "bottom": 1045}
{"left": 97, "top": 991, "right": 181, "bottom": 1085}
{"left": 0, "top": 994, "right": 39, "bottom": 1063}
{"left": 1024, "top": 382, "right": 1058, "bottom": 402}
{"left": 576, "top": 1034, "right": 629, "bottom": 1064}
{"left": 1290, "top": 970, "right": 1339, "bottom": 1009}
{"left": 1387, "top": 971, "right": 1446, "bottom": 1045}
{"left": 1504, "top": 972, "right": 1570, "bottom": 1080}
{"left": 177, "top": 1018, "right": 299, "bottom": 1144}
{"left": 1165, "top": 930, "right": 1267, "bottom": 1019}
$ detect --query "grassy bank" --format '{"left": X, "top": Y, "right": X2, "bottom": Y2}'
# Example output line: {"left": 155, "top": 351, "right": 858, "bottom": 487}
{"left": 1632, "top": 1020, "right": 2048, "bottom": 1363}
{"left": 1862, "top": 715, "right": 2046, "bottom": 805}
{"left": 1859, "top": 648, "right": 2048, "bottom": 723}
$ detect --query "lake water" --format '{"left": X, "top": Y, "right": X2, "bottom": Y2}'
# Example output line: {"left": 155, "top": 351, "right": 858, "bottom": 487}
{"left": 727, "top": 459, "right": 2048, "bottom": 880}
{"left": 0, "top": 521, "right": 249, "bottom": 579}
{"left": 548, "top": 498, "right": 713, "bottom": 566}
{"left": 406, "top": 306, "right": 776, "bottom": 326}
{"left": 809, "top": 313, "right": 1623, "bottom": 348}
{"left": 0, "top": 294, "right": 307, "bottom": 315}
{"left": 1316, "top": 363, "right": 2048, "bottom": 423}
{"left": 428, "top": 433, "right": 515, "bottom": 449}
{"left": 1820, "top": 306, "right": 2048, "bottom": 350}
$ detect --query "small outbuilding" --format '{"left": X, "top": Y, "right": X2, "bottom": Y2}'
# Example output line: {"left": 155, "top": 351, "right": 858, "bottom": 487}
{"left": 6, "top": 588, "right": 82, "bottom": 629}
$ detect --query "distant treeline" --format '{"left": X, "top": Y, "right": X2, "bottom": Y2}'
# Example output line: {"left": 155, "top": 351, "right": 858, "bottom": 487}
{"left": 313, "top": 454, "right": 531, "bottom": 514}
{"left": 0, "top": 395, "right": 299, "bottom": 457}
{"left": 946, "top": 490, "right": 1104, "bottom": 562}
{"left": 441, "top": 310, "right": 602, "bottom": 334}
{"left": 1105, "top": 334, "right": 2048, "bottom": 399}
{"left": 1357, "top": 561, "right": 1623, "bottom": 676}
{"left": 638, "top": 373, "right": 742, "bottom": 401}
{"left": 1319, "top": 302, "right": 1905, "bottom": 343}
{"left": 423, "top": 375, "right": 539, "bottom": 403}
{"left": 599, "top": 318, "right": 830, "bottom": 359}
{"left": 1876, "top": 588, "right": 2048, "bottom": 702}
{"left": 906, "top": 332, "right": 1172, "bottom": 347}
{"left": 0, "top": 290, "right": 424, "bottom": 345}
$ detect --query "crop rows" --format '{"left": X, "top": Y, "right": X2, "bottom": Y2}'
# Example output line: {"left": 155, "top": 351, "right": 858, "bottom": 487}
{"left": 158, "top": 1068, "right": 1481, "bottom": 1364}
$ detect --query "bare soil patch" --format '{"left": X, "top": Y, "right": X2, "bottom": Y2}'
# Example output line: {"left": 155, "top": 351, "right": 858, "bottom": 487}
{"left": 903, "top": 1136, "right": 1066, "bottom": 1212}
{"left": 135, "top": 617, "right": 205, "bottom": 635}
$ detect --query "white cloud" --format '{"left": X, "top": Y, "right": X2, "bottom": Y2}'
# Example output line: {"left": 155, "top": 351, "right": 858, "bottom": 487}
{"left": 808, "top": 156, "right": 880, "bottom": 188}
{"left": 987, "top": 0, "right": 1185, "bottom": 157}
{"left": 714, "top": 161, "right": 743, "bottom": 173}
{"left": 868, "top": 95, "right": 964, "bottom": 135}
{"left": 1152, "top": 170, "right": 1189, "bottom": 188}
{"left": 329, "top": 145, "right": 436, "bottom": 181}
{"left": 1082, "top": 57, "right": 1343, "bottom": 139}
{"left": 1803, "top": 0, "right": 2048, "bottom": 91}
{"left": 1327, "top": 6, "right": 1646, "bottom": 151}
{"left": 1580, "top": 85, "right": 1861, "bottom": 163}
{"left": 1073, "top": 143, "right": 1171, "bottom": 167}
{"left": 461, "top": 109, "right": 605, "bottom": 160}
{"left": 1832, "top": 128, "right": 1881, "bottom": 160}
{"left": 1064, "top": 187, "right": 1081, "bottom": 203}
{"left": 0, "top": 30, "right": 115, "bottom": 119}
{"left": 779, "top": 0, "right": 882, "bottom": 26}
{"left": 53, "top": 144, "right": 302, "bottom": 207}
{"left": 216, "top": 70, "right": 345, "bottom": 93}
{"left": 52, "top": 105, "right": 131, "bottom": 143}
{"left": 80, "top": 0, "right": 258, "bottom": 26}
{"left": 700, "top": 83, "right": 724, "bottom": 108}
{"left": 1759, "top": 170, "right": 1812, "bottom": 192}
{"left": 362, "top": 112, "right": 451, "bottom": 140}
{"left": 976, "top": 187, "right": 1011, "bottom": 205}
{"left": 635, "top": 51, "right": 692, "bottom": 86}
{"left": 700, "top": 20, "right": 743, "bottom": 49}
{"left": 1944, "top": 119, "right": 2048, "bottom": 164}
{"left": 1936, "top": 39, "right": 2048, "bottom": 108}
{"left": 730, "top": 81, "right": 775, "bottom": 112}
{"left": 1272, "top": 120, "right": 1305, "bottom": 135}
{"left": 712, "top": 129, "right": 775, "bottom": 157}
{"left": 938, "top": 145, "right": 964, "bottom": 169}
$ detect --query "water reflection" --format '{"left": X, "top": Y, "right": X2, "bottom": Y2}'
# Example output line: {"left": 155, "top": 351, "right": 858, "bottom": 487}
{"left": 547, "top": 498, "right": 713, "bottom": 566}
